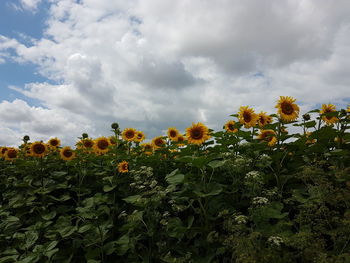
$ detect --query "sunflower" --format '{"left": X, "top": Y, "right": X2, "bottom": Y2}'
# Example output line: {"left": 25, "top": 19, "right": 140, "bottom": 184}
{"left": 122, "top": 128, "right": 137, "bottom": 142}
{"left": 134, "top": 131, "right": 145, "bottom": 143}
{"left": 30, "top": 142, "right": 48, "bottom": 158}
{"left": 305, "top": 131, "right": 317, "bottom": 144}
{"left": 176, "top": 135, "right": 186, "bottom": 147}
{"left": 238, "top": 106, "right": 259, "bottom": 128}
{"left": 257, "top": 112, "right": 272, "bottom": 127}
{"left": 0, "top": 147, "right": 8, "bottom": 158}
{"left": 108, "top": 136, "right": 117, "bottom": 145}
{"left": 224, "top": 120, "right": 238, "bottom": 133}
{"left": 257, "top": 130, "right": 277, "bottom": 147}
{"left": 93, "top": 137, "right": 110, "bottom": 155}
{"left": 320, "top": 104, "right": 338, "bottom": 125}
{"left": 275, "top": 96, "right": 300, "bottom": 122}
{"left": 141, "top": 143, "right": 153, "bottom": 155}
{"left": 152, "top": 136, "right": 165, "bottom": 149}
{"left": 60, "top": 146, "right": 76, "bottom": 161}
{"left": 186, "top": 122, "right": 210, "bottom": 145}
{"left": 4, "top": 148, "right": 18, "bottom": 161}
{"left": 118, "top": 161, "right": 129, "bottom": 173}
{"left": 48, "top": 137, "right": 61, "bottom": 148}
{"left": 167, "top": 127, "right": 180, "bottom": 141}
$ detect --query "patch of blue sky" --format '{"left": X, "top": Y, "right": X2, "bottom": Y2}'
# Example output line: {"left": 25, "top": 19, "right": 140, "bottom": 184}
{"left": 0, "top": 1, "right": 51, "bottom": 107}
{"left": 0, "top": 0, "right": 51, "bottom": 41}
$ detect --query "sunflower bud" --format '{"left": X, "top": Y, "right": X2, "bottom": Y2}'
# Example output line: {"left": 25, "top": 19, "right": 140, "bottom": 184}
{"left": 340, "top": 109, "right": 347, "bottom": 116}
{"left": 82, "top": 133, "right": 89, "bottom": 139}
{"left": 302, "top": 114, "right": 311, "bottom": 121}
{"left": 23, "top": 135, "right": 30, "bottom": 142}
{"left": 111, "top": 122, "right": 119, "bottom": 130}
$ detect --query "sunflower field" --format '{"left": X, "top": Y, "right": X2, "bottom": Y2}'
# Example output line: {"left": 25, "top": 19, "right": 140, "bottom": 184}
{"left": 1, "top": 97, "right": 350, "bottom": 263}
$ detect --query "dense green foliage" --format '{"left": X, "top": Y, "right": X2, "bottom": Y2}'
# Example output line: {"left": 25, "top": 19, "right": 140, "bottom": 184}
{"left": 1, "top": 109, "right": 350, "bottom": 262}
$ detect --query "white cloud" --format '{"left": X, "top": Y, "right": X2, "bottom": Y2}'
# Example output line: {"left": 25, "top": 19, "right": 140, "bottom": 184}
{"left": 1, "top": 0, "right": 350, "bottom": 146}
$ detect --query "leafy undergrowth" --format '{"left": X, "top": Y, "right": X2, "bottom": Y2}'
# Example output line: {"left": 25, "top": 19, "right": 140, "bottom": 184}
{"left": 1, "top": 101, "right": 350, "bottom": 262}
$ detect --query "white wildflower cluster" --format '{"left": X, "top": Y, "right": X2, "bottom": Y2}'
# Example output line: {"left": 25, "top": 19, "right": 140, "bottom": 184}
{"left": 233, "top": 155, "right": 252, "bottom": 170}
{"left": 263, "top": 187, "right": 278, "bottom": 198}
{"left": 257, "top": 154, "right": 272, "bottom": 168}
{"left": 129, "top": 166, "right": 157, "bottom": 190}
{"left": 252, "top": 197, "right": 269, "bottom": 206}
{"left": 234, "top": 215, "right": 248, "bottom": 224}
{"left": 246, "top": 171, "right": 261, "bottom": 180}
{"left": 268, "top": 236, "right": 284, "bottom": 246}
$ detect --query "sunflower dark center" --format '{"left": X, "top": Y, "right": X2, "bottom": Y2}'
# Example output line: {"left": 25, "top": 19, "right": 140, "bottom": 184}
{"left": 281, "top": 102, "right": 294, "bottom": 115}
{"left": 122, "top": 163, "right": 128, "bottom": 170}
{"left": 63, "top": 149, "right": 73, "bottom": 157}
{"left": 50, "top": 140, "right": 58, "bottom": 146}
{"left": 7, "top": 150, "right": 17, "bottom": 158}
{"left": 155, "top": 139, "right": 164, "bottom": 147}
{"left": 33, "top": 144, "right": 45, "bottom": 154}
{"left": 243, "top": 112, "right": 252, "bottom": 122}
{"left": 259, "top": 116, "right": 265, "bottom": 125}
{"left": 228, "top": 124, "right": 235, "bottom": 130}
{"left": 1, "top": 148, "right": 8, "bottom": 154}
{"left": 126, "top": 131, "right": 135, "bottom": 139}
{"left": 97, "top": 140, "right": 109, "bottom": 150}
{"left": 170, "top": 130, "right": 177, "bottom": 138}
{"left": 84, "top": 140, "right": 93, "bottom": 148}
{"left": 191, "top": 128, "right": 203, "bottom": 139}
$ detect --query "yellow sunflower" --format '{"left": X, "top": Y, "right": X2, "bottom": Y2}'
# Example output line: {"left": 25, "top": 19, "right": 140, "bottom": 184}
{"left": 134, "top": 131, "right": 145, "bottom": 143}
{"left": 176, "top": 135, "right": 186, "bottom": 147}
{"left": 30, "top": 142, "right": 48, "bottom": 158}
{"left": 93, "top": 137, "right": 110, "bottom": 155}
{"left": 0, "top": 147, "right": 8, "bottom": 158}
{"left": 60, "top": 146, "right": 76, "bottom": 161}
{"left": 257, "top": 112, "right": 272, "bottom": 127}
{"left": 141, "top": 143, "right": 153, "bottom": 155}
{"left": 305, "top": 131, "right": 317, "bottom": 144}
{"left": 186, "top": 122, "right": 210, "bottom": 145}
{"left": 152, "top": 136, "right": 166, "bottom": 149}
{"left": 47, "top": 137, "right": 61, "bottom": 148}
{"left": 122, "top": 128, "right": 137, "bottom": 142}
{"left": 167, "top": 127, "right": 180, "bottom": 141}
{"left": 118, "top": 161, "right": 129, "bottom": 173}
{"left": 108, "top": 136, "right": 117, "bottom": 145}
{"left": 238, "top": 106, "right": 259, "bottom": 128}
{"left": 4, "top": 148, "right": 18, "bottom": 161}
{"left": 257, "top": 130, "right": 277, "bottom": 147}
{"left": 320, "top": 104, "right": 338, "bottom": 125}
{"left": 224, "top": 120, "right": 238, "bottom": 133}
{"left": 275, "top": 96, "right": 300, "bottom": 122}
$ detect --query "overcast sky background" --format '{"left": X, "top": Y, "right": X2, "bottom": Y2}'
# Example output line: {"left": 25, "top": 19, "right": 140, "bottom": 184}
{"left": 1, "top": 0, "right": 350, "bottom": 146}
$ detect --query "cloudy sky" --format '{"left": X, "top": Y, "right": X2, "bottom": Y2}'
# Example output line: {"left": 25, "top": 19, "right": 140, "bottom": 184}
{"left": 1, "top": 0, "right": 350, "bottom": 146}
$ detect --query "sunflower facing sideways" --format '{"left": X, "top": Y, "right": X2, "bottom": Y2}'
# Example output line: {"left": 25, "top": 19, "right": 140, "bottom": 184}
{"left": 134, "top": 131, "right": 145, "bottom": 143}
{"left": 47, "top": 137, "right": 61, "bottom": 148}
{"left": 4, "top": 148, "right": 18, "bottom": 161}
{"left": 152, "top": 136, "right": 165, "bottom": 149}
{"left": 186, "top": 122, "right": 210, "bottom": 145}
{"left": 320, "top": 104, "right": 338, "bottom": 125}
{"left": 93, "top": 137, "right": 110, "bottom": 155}
{"left": 122, "top": 128, "right": 137, "bottom": 142}
{"left": 30, "top": 141, "right": 48, "bottom": 158}
{"left": 257, "top": 112, "right": 272, "bottom": 127}
{"left": 257, "top": 130, "right": 277, "bottom": 147}
{"left": 141, "top": 143, "right": 153, "bottom": 155}
{"left": 0, "top": 147, "right": 8, "bottom": 158}
{"left": 118, "top": 161, "right": 129, "bottom": 173}
{"left": 238, "top": 106, "right": 259, "bottom": 128}
{"left": 275, "top": 96, "right": 300, "bottom": 122}
{"left": 167, "top": 127, "right": 180, "bottom": 141}
{"left": 224, "top": 120, "right": 238, "bottom": 133}
{"left": 60, "top": 146, "right": 76, "bottom": 161}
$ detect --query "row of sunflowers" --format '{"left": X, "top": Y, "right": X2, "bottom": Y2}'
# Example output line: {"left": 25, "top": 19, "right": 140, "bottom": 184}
{"left": 1, "top": 96, "right": 349, "bottom": 164}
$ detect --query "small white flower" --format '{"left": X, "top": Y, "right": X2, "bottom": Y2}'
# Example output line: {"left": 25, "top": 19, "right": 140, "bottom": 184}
{"left": 252, "top": 197, "right": 269, "bottom": 205}
{"left": 234, "top": 215, "right": 248, "bottom": 224}
{"left": 246, "top": 171, "right": 260, "bottom": 180}
{"left": 268, "top": 236, "right": 284, "bottom": 246}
